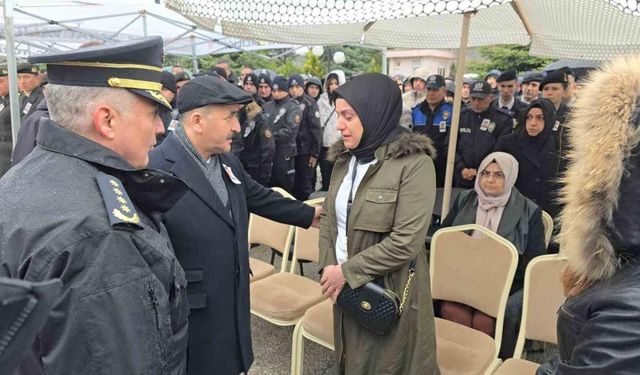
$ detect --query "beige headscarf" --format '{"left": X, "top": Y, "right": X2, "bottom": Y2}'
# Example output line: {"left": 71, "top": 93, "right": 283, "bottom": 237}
{"left": 472, "top": 152, "right": 519, "bottom": 238}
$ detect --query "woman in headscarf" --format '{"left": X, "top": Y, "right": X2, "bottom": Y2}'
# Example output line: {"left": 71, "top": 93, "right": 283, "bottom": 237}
{"left": 440, "top": 152, "right": 546, "bottom": 359}
{"left": 494, "top": 98, "right": 563, "bottom": 226}
{"left": 318, "top": 73, "right": 440, "bottom": 374}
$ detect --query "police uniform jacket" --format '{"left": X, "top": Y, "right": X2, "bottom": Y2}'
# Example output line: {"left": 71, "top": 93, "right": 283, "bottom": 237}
{"left": 492, "top": 97, "right": 527, "bottom": 126}
{"left": 0, "top": 95, "right": 12, "bottom": 175}
{"left": 454, "top": 106, "right": 513, "bottom": 188}
{"left": 553, "top": 103, "right": 571, "bottom": 175}
{"left": 0, "top": 120, "right": 190, "bottom": 375}
{"left": 263, "top": 96, "right": 301, "bottom": 158}
{"left": 293, "top": 93, "right": 322, "bottom": 157}
{"left": 238, "top": 101, "right": 275, "bottom": 185}
{"left": 19, "top": 85, "right": 45, "bottom": 122}
{"left": 411, "top": 99, "right": 453, "bottom": 187}
{"left": 149, "top": 133, "right": 315, "bottom": 375}
{"left": 12, "top": 99, "right": 49, "bottom": 167}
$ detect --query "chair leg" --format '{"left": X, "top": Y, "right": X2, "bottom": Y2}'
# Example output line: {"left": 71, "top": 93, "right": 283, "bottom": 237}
{"left": 291, "top": 320, "right": 305, "bottom": 375}
{"left": 299, "top": 261, "right": 304, "bottom": 276}
{"left": 270, "top": 248, "right": 276, "bottom": 265}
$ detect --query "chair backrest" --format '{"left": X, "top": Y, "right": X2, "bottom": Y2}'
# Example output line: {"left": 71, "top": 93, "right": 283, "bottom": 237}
{"left": 541, "top": 211, "right": 554, "bottom": 248}
{"left": 430, "top": 225, "right": 518, "bottom": 349}
{"left": 289, "top": 198, "right": 324, "bottom": 273}
{"left": 248, "top": 187, "right": 295, "bottom": 273}
{"left": 513, "top": 254, "right": 567, "bottom": 358}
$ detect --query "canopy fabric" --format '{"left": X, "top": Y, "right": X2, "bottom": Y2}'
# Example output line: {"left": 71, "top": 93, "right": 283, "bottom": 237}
{"left": 167, "top": 0, "right": 640, "bottom": 60}
{"left": 0, "top": 0, "right": 296, "bottom": 57}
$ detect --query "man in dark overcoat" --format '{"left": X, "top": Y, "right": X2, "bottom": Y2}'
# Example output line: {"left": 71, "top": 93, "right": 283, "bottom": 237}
{"left": 149, "top": 75, "right": 321, "bottom": 375}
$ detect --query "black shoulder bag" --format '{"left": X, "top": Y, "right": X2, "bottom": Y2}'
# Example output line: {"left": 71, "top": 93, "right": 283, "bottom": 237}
{"left": 335, "top": 161, "right": 416, "bottom": 335}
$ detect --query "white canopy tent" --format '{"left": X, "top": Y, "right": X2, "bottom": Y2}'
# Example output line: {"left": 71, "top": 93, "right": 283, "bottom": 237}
{"left": 1, "top": 0, "right": 299, "bottom": 157}
{"left": 167, "top": 0, "right": 640, "bottom": 216}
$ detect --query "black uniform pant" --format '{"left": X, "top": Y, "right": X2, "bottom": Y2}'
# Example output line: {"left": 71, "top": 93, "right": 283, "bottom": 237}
{"left": 245, "top": 163, "right": 272, "bottom": 187}
{"left": 269, "top": 156, "right": 295, "bottom": 194}
{"left": 293, "top": 154, "right": 314, "bottom": 201}
{"left": 319, "top": 146, "right": 334, "bottom": 191}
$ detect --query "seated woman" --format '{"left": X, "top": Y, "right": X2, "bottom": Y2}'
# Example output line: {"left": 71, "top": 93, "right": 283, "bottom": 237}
{"left": 439, "top": 151, "right": 546, "bottom": 359}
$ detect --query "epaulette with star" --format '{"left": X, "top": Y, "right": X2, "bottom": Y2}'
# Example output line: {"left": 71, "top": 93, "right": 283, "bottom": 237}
{"left": 96, "top": 172, "right": 142, "bottom": 229}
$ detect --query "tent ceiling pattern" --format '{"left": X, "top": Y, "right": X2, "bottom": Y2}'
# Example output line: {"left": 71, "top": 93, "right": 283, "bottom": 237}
{"left": 167, "top": 0, "right": 640, "bottom": 60}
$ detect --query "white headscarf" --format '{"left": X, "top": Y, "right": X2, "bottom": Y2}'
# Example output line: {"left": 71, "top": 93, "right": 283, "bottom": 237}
{"left": 472, "top": 152, "right": 519, "bottom": 238}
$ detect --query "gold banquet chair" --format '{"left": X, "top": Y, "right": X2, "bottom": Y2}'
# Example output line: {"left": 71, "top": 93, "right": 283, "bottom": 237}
{"left": 492, "top": 254, "right": 567, "bottom": 375}
{"left": 290, "top": 298, "right": 334, "bottom": 375}
{"left": 430, "top": 225, "right": 518, "bottom": 375}
{"left": 248, "top": 187, "right": 296, "bottom": 282}
{"left": 249, "top": 198, "right": 326, "bottom": 327}
{"left": 541, "top": 211, "right": 554, "bottom": 249}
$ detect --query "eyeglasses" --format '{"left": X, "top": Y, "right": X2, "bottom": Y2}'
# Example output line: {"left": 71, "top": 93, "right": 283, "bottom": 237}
{"left": 480, "top": 170, "right": 505, "bottom": 179}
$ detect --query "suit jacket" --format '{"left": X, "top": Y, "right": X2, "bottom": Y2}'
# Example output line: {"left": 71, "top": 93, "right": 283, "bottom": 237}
{"left": 149, "top": 133, "right": 314, "bottom": 375}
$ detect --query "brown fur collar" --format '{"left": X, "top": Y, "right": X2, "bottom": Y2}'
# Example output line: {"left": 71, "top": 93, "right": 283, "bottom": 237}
{"left": 559, "top": 55, "right": 640, "bottom": 293}
{"left": 246, "top": 101, "right": 261, "bottom": 121}
{"left": 326, "top": 131, "right": 436, "bottom": 163}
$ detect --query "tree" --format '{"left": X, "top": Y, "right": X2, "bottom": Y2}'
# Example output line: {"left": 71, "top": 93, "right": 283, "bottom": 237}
{"left": 276, "top": 59, "right": 302, "bottom": 76}
{"left": 466, "top": 45, "right": 553, "bottom": 77}
{"left": 367, "top": 55, "right": 381, "bottom": 73}
{"left": 303, "top": 51, "right": 326, "bottom": 78}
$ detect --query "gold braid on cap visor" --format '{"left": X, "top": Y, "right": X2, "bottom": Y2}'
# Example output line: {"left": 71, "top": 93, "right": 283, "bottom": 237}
{"left": 48, "top": 61, "right": 163, "bottom": 91}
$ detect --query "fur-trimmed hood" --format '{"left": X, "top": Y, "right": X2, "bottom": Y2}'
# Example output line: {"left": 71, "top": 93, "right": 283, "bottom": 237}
{"left": 245, "top": 101, "right": 262, "bottom": 121}
{"left": 326, "top": 130, "right": 436, "bottom": 163}
{"left": 559, "top": 54, "right": 640, "bottom": 294}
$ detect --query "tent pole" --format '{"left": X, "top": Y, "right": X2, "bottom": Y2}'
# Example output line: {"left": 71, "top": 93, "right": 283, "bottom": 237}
{"left": 442, "top": 11, "right": 473, "bottom": 218}
{"left": 381, "top": 47, "right": 387, "bottom": 74}
{"left": 4, "top": 0, "right": 22, "bottom": 149}
{"left": 142, "top": 11, "right": 148, "bottom": 37}
{"left": 190, "top": 35, "right": 198, "bottom": 74}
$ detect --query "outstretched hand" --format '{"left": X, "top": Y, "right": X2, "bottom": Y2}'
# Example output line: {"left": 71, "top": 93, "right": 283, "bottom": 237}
{"left": 311, "top": 205, "right": 322, "bottom": 228}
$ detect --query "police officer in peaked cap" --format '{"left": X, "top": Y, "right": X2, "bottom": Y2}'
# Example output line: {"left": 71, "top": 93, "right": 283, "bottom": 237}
{"left": 0, "top": 36, "right": 190, "bottom": 374}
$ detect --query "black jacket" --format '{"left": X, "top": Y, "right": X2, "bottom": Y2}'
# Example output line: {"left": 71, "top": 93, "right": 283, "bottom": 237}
{"left": 454, "top": 106, "right": 513, "bottom": 188}
{"left": 0, "top": 120, "right": 190, "bottom": 374}
{"left": 263, "top": 96, "right": 302, "bottom": 158}
{"left": 494, "top": 99, "right": 563, "bottom": 219}
{"left": 19, "top": 85, "right": 45, "bottom": 123}
{"left": 0, "top": 95, "right": 12, "bottom": 176}
{"left": 492, "top": 97, "right": 527, "bottom": 127}
{"left": 293, "top": 93, "right": 322, "bottom": 157}
{"left": 442, "top": 188, "right": 546, "bottom": 293}
{"left": 237, "top": 101, "right": 275, "bottom": 185}
{"left": 148, "top": 133, "right": 315, "bottom": 375}
{"left": 12, "top": 99, "right": 49, "bottom": 167}
{"left": 537, "top": 259, "right": 640, "bottom": 375}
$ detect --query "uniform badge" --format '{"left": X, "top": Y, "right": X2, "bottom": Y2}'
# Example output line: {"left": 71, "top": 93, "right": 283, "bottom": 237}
{"left": 0, "top": 103, "right": 4, "bottom": 112}
{"left": 222, "top": 164, "right": 242, "bottom": 185}
{"left": 512, "top": 118, "right": 518, "bottom": 129}
{"left": 22, "top": 102, "right": 32, "bottom": 115}
{"left": 553, "top": 120, "right": 560, "bottom": 131}
{"left": 96, "top": 172, "right": 142, "bottom": 228}
{"left": 264, "top": 128, "right": 272, "bottom": 139}
{"left": 244, "top": 120, "right": 255, "bottom": 137}
{"left": 480, "top": 118, "right": 490, "bottom": 131}
{"left": 443, "top": 111, "right": 450, "bottom": 121}
{"left": 487, "top": 122, "right": 496, "bottom": 133}
{"left": 273, "top": 84, "right": 279, "bottom": 91}
{"left": 299, "top": 104, "right": 306, "bottom": 111}
{"left": 315, "top": 110, "right": 320, "bottom": 118}
{"left": 294, "top": 114, "right": 301, "bottom": 124}
{"left": 439, "top": 121, "right": 447, "bottom": 133}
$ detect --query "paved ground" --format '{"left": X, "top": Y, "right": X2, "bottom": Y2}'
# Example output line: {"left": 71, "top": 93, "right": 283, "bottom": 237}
{"left": 247, "top": 245, "right": 558, "bottom": 375}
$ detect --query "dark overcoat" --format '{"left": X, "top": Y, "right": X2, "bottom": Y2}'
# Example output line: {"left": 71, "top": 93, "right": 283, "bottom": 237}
{"left": 149, "top": 133, "right": 314, "bottom": 375}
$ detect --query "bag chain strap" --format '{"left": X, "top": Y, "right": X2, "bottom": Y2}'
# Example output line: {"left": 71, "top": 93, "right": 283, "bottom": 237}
{"left": 398, "top": 261, "right": 416, "bottom": 314}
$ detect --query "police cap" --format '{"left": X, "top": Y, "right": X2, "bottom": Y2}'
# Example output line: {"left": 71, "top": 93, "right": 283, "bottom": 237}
{"left": 521, "top": 71, "right": 543, "bottom": 84}
{"left": 540, "top": 69, "right": 568, "bottom": 90}
{"left": 16, "top": 63, "right": 40, "bottom": 75}
{"left": 0, "top": 65, "right": 7, "bottom": 77}
{"left": 177, "top": 75, "right": 252, "bottom": 114}
{"left": 306, "top": 76, "right": 322, "bottom": 88}
{"left": 426, "top": 74, "right": 445, "bottom": 89}
{"left": 496, "top": 69, "right": 517, "bottom": 83}
{"left": 272, "top": 76, "right": 289, "bottom": 91}
{"left": 288, "top": 74, "right": 304, "bottom": 88}
{"left": 161, "top": 71, "right": 177, "bottom": 94}
{"left": 29, "top": 36, "right": 170, "bottom": 109}
{"left": 470, "top": 81, "right": 493, "bottom": 98}
{"left": 243, "top": 73, "right": 258, "bottom": 86}
{"left": 257, "top": 73, "right": 272, "bottom": 87}
{"left": 485, "top": 69, "right": 501, "bottom": 79}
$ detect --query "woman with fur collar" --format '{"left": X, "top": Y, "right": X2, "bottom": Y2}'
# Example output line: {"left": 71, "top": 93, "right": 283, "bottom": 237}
{"left": 318, "top": 73, "right": 440, "bottom": 374}
{"left": 537, "top": 55, "right": 640, "bottom": 374}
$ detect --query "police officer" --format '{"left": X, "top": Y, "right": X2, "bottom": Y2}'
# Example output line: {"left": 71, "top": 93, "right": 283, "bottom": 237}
{"left": 263, "top": 76, "right": 302, "bottom": 193}
{"left": 288, "top": 74, "right": 322, "bottom": 200}
{"left": 412, "top": 74, "right": 453, "bottom": 187}
{"left": 0, "top": 37, "right": 189, "bottom": 374}
{"left": 0, "top": 66, "right": 11, "bottom": 176}
{"left": 540, "top": 69, "right": 572, "bottom": 174}
{"left": 242, "top": 72, "right": 265, "bottom": 106}
{"left": 305, "top": 76, "right": 323, "bottom": 101}
{"left": 17, "top": 63, "right": 45, "bottom": 123}
{"left": 520, "top": 71, "right": 543, "bottom": 105}
{"left": 237, "top": 74, "right": 275, "bottom": 185}
{"left": 493, "top": 69, "right": 527, "bottom": 126}
{"left": 257, "top": 73, "right": 273, "bottom": 103}
{"left": 455, "top": 81, "right": 513, "bottom": 188}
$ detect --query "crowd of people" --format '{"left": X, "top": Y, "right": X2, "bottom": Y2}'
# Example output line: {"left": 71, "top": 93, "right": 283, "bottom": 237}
{"left": 1, "top": 34, "right": 639, "bottom": 375}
